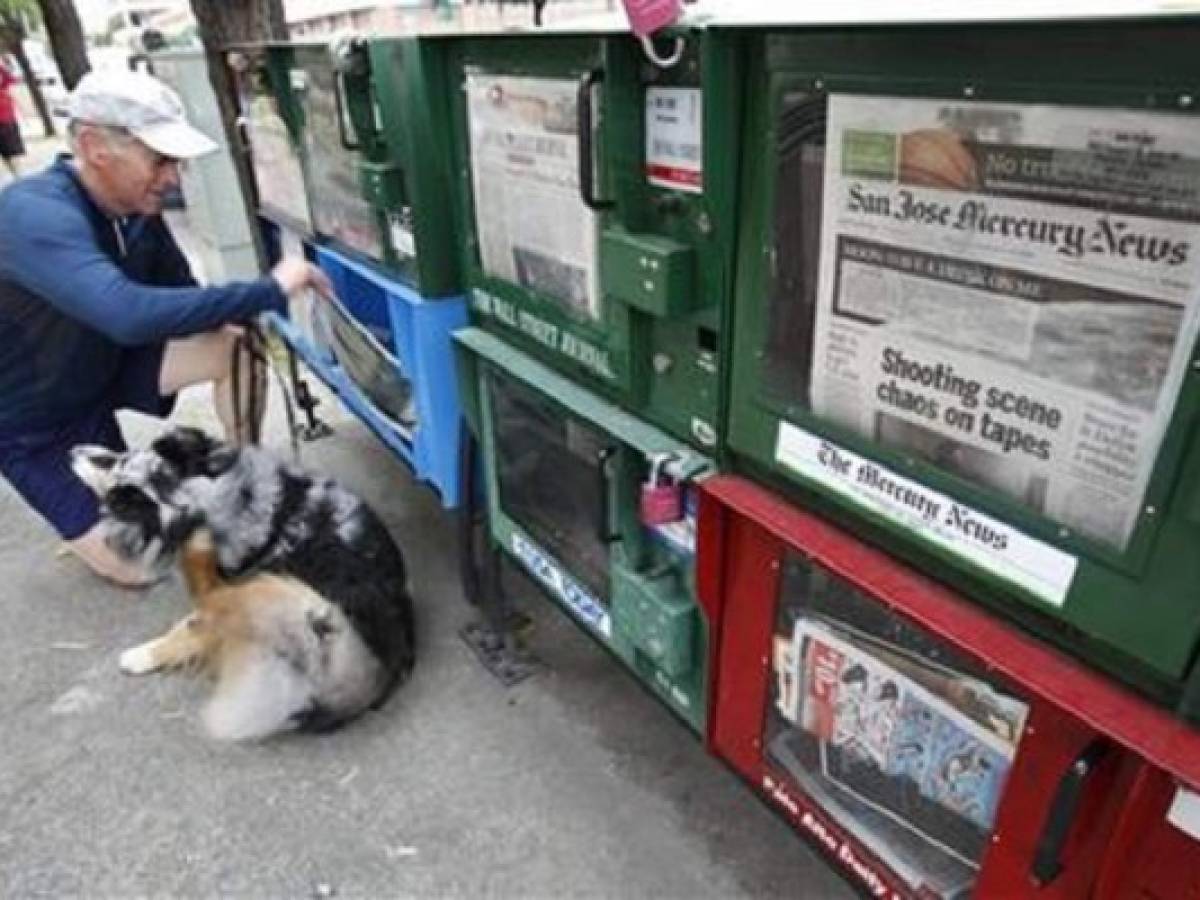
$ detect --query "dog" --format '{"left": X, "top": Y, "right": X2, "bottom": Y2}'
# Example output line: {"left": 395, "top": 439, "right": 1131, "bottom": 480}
{"left": 71, "top": 427, "right": 416, "bottom": 740}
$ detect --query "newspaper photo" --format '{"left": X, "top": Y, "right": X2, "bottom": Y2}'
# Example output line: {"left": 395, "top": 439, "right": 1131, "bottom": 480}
{"left": 807, "top": 95, "right": 1200, "bottom": 550}
{"left": 465, "top": 73, "right": 600, "bottom": 321}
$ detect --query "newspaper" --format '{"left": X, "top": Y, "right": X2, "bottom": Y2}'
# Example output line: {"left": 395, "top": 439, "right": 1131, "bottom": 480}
{"left": 793, "top": 618, "right": 1026, "bottom": 864}
{"left": 322, "top": 293, "right": 415, "bottom": 438}
{"left": 810, "top": 96, "right": 1200, "bottom": 550}
{"left": 465, "top": 72, "right": 600, "bottom": 321}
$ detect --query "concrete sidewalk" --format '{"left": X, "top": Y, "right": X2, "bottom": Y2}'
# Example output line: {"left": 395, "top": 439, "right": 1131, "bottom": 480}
{"left": 0, "top": 132, "right": 854, "bottom": 897}
{"left": 0, "top": 130, "right": 64, "bottom": 187}
{"left": 0, "top": 394, "right": 854, "bottom": 897}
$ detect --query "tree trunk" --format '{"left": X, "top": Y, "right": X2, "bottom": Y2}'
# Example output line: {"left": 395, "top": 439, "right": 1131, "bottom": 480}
{"left": 35, "top": 0, "right": 90, "bottom": 89}
{"left": 189, "top": 0, "right": 288, "bottom": 269}
{"left": 0, "top": 17, "right": 55, "bottom": 138}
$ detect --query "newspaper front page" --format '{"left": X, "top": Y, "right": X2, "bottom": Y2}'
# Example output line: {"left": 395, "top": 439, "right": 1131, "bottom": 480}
{"left": 245, "top": 93, "right": 312, "bottom": 234}
{"left": 811, "top": 96, "right": 1200, "bottom": 550}
{"left": 466, "top": 73, "right": 600, "bottom": 321}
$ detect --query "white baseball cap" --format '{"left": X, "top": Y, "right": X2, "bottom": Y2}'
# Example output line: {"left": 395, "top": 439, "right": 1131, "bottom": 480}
{"left": 68, "top": 69, "right": 218, "bottom": 159}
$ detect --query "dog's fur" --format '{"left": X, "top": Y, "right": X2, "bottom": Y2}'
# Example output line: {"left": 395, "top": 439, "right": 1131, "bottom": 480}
{"left": 71, "top": 428, "right": 416, "bottom": 740}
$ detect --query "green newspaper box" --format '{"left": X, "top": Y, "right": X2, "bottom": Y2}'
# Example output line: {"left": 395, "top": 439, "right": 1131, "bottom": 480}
{"left": 722, "top": 8, "right": 1200, "bottom": 717}
{"left": 284, "top": 38, "right": 460, "bottom": 296}
{"left": 439, "top": 26, "right": 742, "bottom": 452}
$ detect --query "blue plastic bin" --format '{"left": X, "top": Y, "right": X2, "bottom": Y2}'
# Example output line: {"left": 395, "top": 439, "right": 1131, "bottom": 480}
{"left": 263, "top": 243, "right": 468, "bottom": 509}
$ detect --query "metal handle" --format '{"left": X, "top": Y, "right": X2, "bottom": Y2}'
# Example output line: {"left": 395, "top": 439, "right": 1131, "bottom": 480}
{"left": 1030, "top": 739, "right": 1111, "bottom": 886}
{"left": 333, "top": 71, "right": 361, "bottom": 152}
{"left": 577, "top": 68, "right": 612, "bottom": 212}
{"left": 595, "top": 446, "right": 619, "bottom": 543}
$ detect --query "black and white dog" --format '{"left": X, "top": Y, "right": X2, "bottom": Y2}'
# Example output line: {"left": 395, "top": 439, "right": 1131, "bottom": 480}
{"left": 71, "top": 427, "right": 416, "bottom": 740}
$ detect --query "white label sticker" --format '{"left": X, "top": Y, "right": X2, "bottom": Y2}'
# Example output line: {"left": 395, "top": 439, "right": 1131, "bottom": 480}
{"left": 645, "top": 87, "right": 702, "bottom": 193}
{"left": 1168, "top": 787, "right": 1200, "bottom": 841}
{"left": 775, "top": 421, "right": 1078, "bottom": 607}
{"left": 511, "top": 532, "right": 611, "bottom": 637}
{"left": 388, "top": 211, "right": 416, "bottom": 259}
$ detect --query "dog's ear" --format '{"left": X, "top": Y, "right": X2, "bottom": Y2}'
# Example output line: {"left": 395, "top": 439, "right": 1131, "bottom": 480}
{"left": 152, "top": 428, "right": 224, "bottom": 478}
{"left": 203, "top": 445, "right": 239, "bottom": 477}
{"left": 70, "top": 445, "right": 123, "bottom": 495}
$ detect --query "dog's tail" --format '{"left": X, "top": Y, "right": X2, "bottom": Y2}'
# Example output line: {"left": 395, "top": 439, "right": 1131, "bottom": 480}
{"left": 202, "top": 646, "right": 318, "bottom": 741}
{"left": 201, "top": 576, "right": 387, "bottom": 741}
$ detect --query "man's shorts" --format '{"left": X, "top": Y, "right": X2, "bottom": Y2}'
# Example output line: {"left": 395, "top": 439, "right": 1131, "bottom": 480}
{"left": 0, "top": 344, "right": 177, "bottom": 540}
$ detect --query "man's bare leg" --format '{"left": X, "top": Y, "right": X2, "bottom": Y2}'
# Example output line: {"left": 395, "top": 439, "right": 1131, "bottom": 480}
{"left": 160, "top": 326, "right": 266, "bottom": 445}
{"left": 64, "top": 526, "right": 160, "bottom": 588}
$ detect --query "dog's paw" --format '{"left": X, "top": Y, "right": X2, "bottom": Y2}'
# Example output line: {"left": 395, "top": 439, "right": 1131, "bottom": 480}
{"left": 119, "top": 644, "right": 161, "bottom": 676}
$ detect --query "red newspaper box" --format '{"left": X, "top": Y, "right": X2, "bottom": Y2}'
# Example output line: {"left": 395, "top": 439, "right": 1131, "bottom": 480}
{"left": 698, "top": 475, "right": 1200, "bottom": 898}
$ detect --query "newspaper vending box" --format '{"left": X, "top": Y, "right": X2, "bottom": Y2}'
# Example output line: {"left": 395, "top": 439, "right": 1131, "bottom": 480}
{"left": 455, "top": 327, "right": 717, "bottom": 732}
{"left": 700, "top": 474, "right": 1200, "bottom": 899}
{"left": 722, "top": 12, "right": 1200, "bottom": 716}
{"left": 443, "top": 28, "right": 742, "bottom": 452}
{"left": 287, "top": 38, "right": 460, "bottom": 297}
{"left": 233, "top": 42, "right": 468, "bottom": 506}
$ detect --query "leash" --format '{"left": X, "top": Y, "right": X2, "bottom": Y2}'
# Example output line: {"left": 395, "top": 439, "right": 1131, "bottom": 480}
{"left": 231, "top": 320, "right": 304, "bottom": 462}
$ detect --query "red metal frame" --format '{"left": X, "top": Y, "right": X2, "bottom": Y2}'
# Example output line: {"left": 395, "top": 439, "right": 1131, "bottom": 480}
{"left": 1091, "top": 764, "right": 1200, "bottom": 899}
{"left": 698, "top": 474, "right": 1200, "bottom": 898}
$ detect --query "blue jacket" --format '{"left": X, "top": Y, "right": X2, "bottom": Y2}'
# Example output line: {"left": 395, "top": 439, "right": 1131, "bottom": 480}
{"left": 0, "top": 156, "right": 285, "bottom": 439}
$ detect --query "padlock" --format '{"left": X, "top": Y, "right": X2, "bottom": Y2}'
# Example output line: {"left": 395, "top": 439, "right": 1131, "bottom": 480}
{"left": 640, "top": 453, "right": 683, "bottom": 526}
{"left": 621, "top": 0, "right": 682, "bottom": 38}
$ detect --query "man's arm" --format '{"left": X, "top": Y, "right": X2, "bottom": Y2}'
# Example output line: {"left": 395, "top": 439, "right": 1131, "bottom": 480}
{"left": 0, "top": 191, "right": 285, "bottom": 346}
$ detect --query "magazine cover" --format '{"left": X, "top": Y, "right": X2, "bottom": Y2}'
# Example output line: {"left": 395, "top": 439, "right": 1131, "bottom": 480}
{"left": 762, "top": 556, "right": 1028, "bottom": 897}
{"left": 797, "top": 619, "right": 1018, "bottom": 857}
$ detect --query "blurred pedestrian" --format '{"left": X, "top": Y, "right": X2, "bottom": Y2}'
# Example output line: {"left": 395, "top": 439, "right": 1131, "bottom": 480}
{"left": 0, "top": 59, "right": 25, "bottom": 178}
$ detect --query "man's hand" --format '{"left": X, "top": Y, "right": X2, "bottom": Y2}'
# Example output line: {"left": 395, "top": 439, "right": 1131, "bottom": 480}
{"left": 270, "top": 258, "right": 334, "bottom": 301}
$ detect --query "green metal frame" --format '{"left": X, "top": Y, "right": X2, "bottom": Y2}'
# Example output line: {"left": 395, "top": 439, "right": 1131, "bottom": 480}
{"left": 725, "top": 20, "right": 1200, "bottom": 713}
{"left": 368, "top": 38, "right": 461, "bottom": 297}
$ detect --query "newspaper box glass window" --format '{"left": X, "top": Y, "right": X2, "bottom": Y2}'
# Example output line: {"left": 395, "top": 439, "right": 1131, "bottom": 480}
{"left": 764, "top": 92, "right": 1200, "bottom": 553}
{"left": 293, "top": 46, "right": 385, "bottom": 262}
{"left": 764, "top": 551, "right": 1030, "bottom": 897}
{"left": 490, "top": 371, "right": 612, "bottom": 606}
{"left": 236, "top": 57, "right": 312, "bottom": 235}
